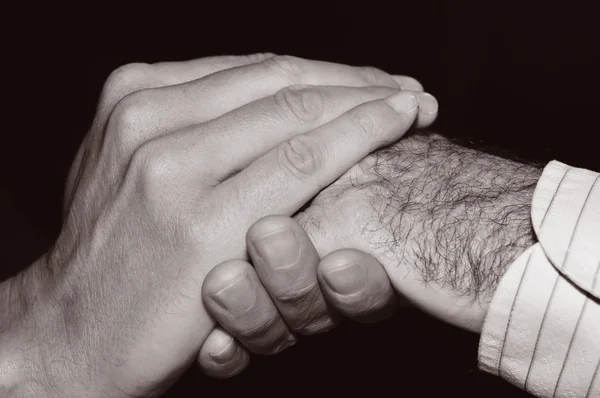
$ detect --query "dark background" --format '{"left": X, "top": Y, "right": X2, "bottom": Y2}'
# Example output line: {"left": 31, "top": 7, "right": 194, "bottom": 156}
{"left": 1, "top": 1, "right": 598, "bottom": 396}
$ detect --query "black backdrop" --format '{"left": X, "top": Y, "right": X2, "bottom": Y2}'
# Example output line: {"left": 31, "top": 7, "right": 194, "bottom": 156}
{"left": 2, "top": 1, "right": 598, "bottom": 396}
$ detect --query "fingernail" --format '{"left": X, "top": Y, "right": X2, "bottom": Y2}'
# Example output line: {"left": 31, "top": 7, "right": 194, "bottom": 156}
{"left": 251, "top": 229, "right": 300, "bottom": 271}
{"left": 211, "top": 272, "right": 256, "bottom": 316}
{"left": 322, "top": 263, "right": 367, "bottom": 295}
{"left": 209, "top": 336, "right": 239, "bottom": 364}
{"left": 418, "top": 92, "right": 438, "bottom": 115}
{"left": 385, "top": 90, "right": 417, "bottom": 114}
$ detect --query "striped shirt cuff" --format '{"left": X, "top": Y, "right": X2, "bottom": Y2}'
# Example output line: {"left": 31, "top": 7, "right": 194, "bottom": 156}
{"left": 478, "top": 161, "right": 600, "bottom": 398}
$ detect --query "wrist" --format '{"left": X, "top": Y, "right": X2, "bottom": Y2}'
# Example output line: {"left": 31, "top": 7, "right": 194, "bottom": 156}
{"left": 435, "top": 137, "right": 542, "bottom": 331}
{"left": 371, "top": 133, "right": 542, "bottom": 332}
{"left": 0, "top": 256, "right": 107, "bottom": 397}
{"left": 1, "top": 256, "right": 54, "bottom": 396}
{"left": 469, "top": 158, "right": 542, "bottom": 330}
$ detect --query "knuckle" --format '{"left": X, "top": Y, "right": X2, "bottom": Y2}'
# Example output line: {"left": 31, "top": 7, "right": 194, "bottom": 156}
{"left": 342, "top": 294, "right": 390, "bottom": 317}
{"left": 111, "top": 90, "right": 151, "bottom": 127}
{"left": 268, "top": 337, "right": 295, "bottom": 355}
{"left": 274, "top": 86, "right": 324, "bottom": 124}
{"left": 234, "top": 312, "right": 278, "bottom": 340}
{"left": 271, "top": 283, "right": 332, "bottom": 334}
{"left": 108, "top": 89, "right": 156, "bottom": 150}
{"left": 295, "top": 316, "right": 335, "bottom": 335}
{"left": 273, "top": 281, "right": 319, "bottom": 306}
{"left": 106, "top": 63, "right": 151, "bottom": 86}
{"left": 264, "top": 55, "right": 304, "bottom": 82}
{"left": 130, "top": 139, "right": 184, "bottom": 203}
{"left": 102, "top": 62, "right": 153, "bottom": 101}
{"left": 277, "top": 135, "right": 324, "bottom": 180}
{"left": 361, "top": 297, "right": 389, "bottom": 315}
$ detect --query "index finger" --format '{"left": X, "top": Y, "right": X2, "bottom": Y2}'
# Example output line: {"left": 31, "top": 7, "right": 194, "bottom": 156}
{"left": 214, "top": 90, "right": 419, "bottom": 227}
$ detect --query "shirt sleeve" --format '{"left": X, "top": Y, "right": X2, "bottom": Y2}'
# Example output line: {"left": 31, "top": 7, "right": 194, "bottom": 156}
{"left": 478, "top": 160, "right": 600, "bottom": 398}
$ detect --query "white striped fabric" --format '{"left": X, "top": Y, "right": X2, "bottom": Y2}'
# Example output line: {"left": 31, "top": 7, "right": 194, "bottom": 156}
{"left": 479, "top": 161, "right": 599, "bottom": 398}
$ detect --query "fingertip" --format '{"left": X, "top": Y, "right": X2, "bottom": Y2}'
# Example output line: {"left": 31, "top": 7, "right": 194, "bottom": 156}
{"left": 385, "top": 90, "right": 419, "bottom": 115}
{"left": 198, "top": 328, "right": 250, "bottom": 379}
{"left": 318, "top": 248, "right": 369, "bottom": 272}
{"left": 418, "top": 92, "right": 439, "bottom": 116}
{"left": 202, "top": 259, "right": 253, "bottom": 299}
{"left": 321, "top": 261, "right": 368, "bottom": 296}
{"left": 318, "top": 249, "right": 396, "bottom": 320}
{"left": 318, "top": 249, "right": 370, "bottom": 295}
{"left": 207, "top": 333, "right": 237, "bottom": 364}
{"left": 415, "top": 92, "right": 439, "bottom": 128}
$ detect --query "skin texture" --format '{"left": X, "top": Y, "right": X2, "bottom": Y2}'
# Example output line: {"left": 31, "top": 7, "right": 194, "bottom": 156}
{"left": 0, "top": 54, "right": 438, "bottom": 397}
{"left": 299, "top": 132, "right": 540, "bottom": 326}
{"left": 199, "top": 131, "right": 542, "bottom": 377}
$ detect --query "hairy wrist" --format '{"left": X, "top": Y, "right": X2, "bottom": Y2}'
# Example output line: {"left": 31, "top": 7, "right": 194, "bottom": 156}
{"left": 368, "top": 132, "right": 541, "bottom": 301}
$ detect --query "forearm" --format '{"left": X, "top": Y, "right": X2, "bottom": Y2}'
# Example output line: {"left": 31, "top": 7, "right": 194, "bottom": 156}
{"left": 343, "top": 131, "right": 544, "bottom": 331}
{"left": 370, "top": 134, "right": 600, "bottom": 395}
{"left": 291, "top": 131, "right": 544, "bottom": 331}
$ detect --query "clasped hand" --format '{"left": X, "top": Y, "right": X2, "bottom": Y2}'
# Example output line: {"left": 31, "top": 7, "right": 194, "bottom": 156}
{"left": 7, "top": 54, "right": 438, "bottom": 397}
